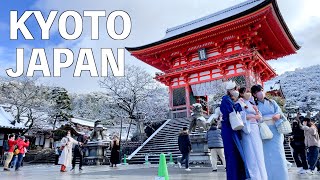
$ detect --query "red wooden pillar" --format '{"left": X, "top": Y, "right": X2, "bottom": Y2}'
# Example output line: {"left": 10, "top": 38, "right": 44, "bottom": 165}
{"left": 168, "top": 85, "right": 173, "bottom": 110}
{"left": 206, "top": 96, "right": 209, "bottom": 115}
{"left": 185, "top": 83, "right": 191, "bottom": 118}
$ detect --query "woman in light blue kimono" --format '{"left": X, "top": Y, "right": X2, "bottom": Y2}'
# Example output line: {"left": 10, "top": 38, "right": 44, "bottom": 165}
{"left": 251, "top": 85, "right": 289, "bottom": 180}
{"left": 238, "top": 87, "right": 268, "bottom": 180}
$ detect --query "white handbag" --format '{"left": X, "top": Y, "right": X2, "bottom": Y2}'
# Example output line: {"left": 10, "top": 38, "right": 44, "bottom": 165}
{"left": 259, "top": 122, "right": 273, "bottom": 140}
{"left": 229, "top": 110, "right": 244, "bottom": 130}
{"left": 269, "top": 100, "right": 292, "bottom": 134}
{"left": 277, "top": 119, "right": 292, "bottom": 134}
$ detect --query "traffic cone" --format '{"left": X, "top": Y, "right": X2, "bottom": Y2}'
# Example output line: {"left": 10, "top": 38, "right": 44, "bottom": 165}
{"left": 144, "top": 154, "right": 150, "bottom": 165}
{"left": 122, "top": 154, "right": 128, "bottom": 165}
{"left": 167, "top": 153, "right": 174, "bottom": 165}
{"left": 157, "top": 153, "right": 169, "bottom": 180}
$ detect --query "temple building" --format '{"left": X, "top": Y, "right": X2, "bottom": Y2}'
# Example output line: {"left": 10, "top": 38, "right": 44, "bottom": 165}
{"left": 0, "top": 106, "right": 26, "bottom": 164}
{"left": 127, "top": 0, "right": 299, "bottom": 118}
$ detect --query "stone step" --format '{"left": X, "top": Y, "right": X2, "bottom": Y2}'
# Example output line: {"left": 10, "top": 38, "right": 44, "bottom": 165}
{"left": 139, "top": 148, "right": 179, "bottom": 153}
{"left": 129, "top": 118, "right": 190, "bottom": 163}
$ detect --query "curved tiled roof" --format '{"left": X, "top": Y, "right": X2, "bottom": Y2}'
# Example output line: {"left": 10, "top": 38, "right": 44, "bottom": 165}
{"left": 164, "top": 0, "right": 265, "bottom": 39}
{"left": 126, "top": 0, "right": 299, "bottom": 51}
{"left": 0, "top": 107, "right": 26, "bottom": 130}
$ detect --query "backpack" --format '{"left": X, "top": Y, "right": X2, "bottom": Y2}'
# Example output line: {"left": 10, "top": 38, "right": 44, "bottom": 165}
{"left": 13, "top": 145, "right": 20, "bottom": 155}
{"left": 3, "top": 140, "right": 9, "bottom": 152}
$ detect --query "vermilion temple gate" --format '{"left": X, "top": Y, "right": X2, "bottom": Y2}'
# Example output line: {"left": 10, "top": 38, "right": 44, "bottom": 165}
{"left": 126, "top": 0, "right": 299, "bottom": 118}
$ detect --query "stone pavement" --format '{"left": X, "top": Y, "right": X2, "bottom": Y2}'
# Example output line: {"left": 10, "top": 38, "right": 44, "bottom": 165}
{"left": 0, "top": 164, "right": 319, "bottom": 180}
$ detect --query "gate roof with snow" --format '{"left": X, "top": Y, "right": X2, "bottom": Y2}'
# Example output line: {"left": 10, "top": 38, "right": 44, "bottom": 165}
{"left": 126, "top": 0, "right": 299, "bottom": 117}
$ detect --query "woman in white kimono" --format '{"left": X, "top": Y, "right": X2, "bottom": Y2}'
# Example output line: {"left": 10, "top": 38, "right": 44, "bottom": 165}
{"left": 251, "top": 85, "right": 289, "bottom": 180}
{"left": 238, "top": 87, "right": 268, "bottom": 180}
{"left": 58, "top": 131, "right": 82, "bottom": 172}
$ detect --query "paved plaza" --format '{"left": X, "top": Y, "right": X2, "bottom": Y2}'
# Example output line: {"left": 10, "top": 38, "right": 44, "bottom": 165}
{"left": 1, "top": 164, "right": 320, "bottom": 180}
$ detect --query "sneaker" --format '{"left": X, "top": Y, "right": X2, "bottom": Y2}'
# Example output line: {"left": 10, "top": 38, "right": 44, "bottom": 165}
{"left": 79, "top": 168, "right": 83, "bottom": 171}
{"left": 299, "top": 169, "right": 307, "bottom": 174}
{"left": 177, "top": 162, "right": 181, "bottom": 169}
{"left": 15, "top": 168, "right": 20, "bottom": 171}
{"left": 297, "top": 167, "right": 302, "bottom": 173}
{"left": 297, "top": 168, "right": 305, "bottom": 174}
{"left": 185, "top": 168, "right": 191, "bottom": 171}
{"left": 307, "top": 170, "right": 315, "bottom": 175}
{"left": 70, "top": 168, "right": 75, "bottom": 172}
{"left": 3, "top": 168, "right": 10, "bottom": 171}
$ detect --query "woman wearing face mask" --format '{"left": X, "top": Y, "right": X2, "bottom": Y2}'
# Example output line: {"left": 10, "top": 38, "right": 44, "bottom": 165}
{"left": 58, "top": 131, "right": 83, "bottom": 172}
{"left": 238, "top": 87, "right": 268, "bottom": 180}
{"left": 220, "top": 81, "right": 250, "bottom": 180}
{"left": 251, "top": 85, "right": 289, "bottom": 180}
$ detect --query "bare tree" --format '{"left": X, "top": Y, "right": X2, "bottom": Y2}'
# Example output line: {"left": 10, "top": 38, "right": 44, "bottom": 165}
{"left": 99, "top": 65, "right": 168, "bottom": 141}
{"left": 99, "top": 65, "right": 159, "bottom": 118}
{"left": 0, "top": 77, "right": 49, "bottom": 134}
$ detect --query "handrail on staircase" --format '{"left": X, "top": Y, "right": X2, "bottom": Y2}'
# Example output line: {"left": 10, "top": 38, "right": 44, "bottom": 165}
{"left": 127, "top": 119, "right": 172, "bottom": 160}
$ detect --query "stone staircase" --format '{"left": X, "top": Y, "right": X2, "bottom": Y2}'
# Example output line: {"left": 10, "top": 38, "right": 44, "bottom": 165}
{"left": 128, "top": 118, "right": 190, "bottom": 164}
{"left": 127, "top": 117, "right": 295, "bottom": 165}
{"left": 284, "top": 135, "right": 294, "bottom": 163}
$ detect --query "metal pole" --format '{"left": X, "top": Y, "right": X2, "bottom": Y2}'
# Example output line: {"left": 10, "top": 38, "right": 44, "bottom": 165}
{"left": 125, "top": 118, "right": 133, "bottom": 144}
{"left": 119, "top": 117, "right": 123, "bottom": 159}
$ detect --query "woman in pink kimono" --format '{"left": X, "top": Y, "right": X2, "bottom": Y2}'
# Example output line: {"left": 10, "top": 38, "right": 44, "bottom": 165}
{"left": 238, "top": 87, "right": 268, "bottom": 180}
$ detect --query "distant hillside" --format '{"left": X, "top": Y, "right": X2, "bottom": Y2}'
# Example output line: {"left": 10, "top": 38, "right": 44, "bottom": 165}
{"left": 266, "top": 65, "right": 320, "bottom": 111}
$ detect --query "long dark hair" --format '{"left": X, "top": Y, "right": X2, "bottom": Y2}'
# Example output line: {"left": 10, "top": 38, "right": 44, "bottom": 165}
{"left": 292, "top": 119, "right": 302, "bottom": 130}
{"left": 239, "top": 87, "right": 246, "bottom": 98}
{"left": 251, "top": 84, "right": 271, "bottom": 105}
{"left": 303, "top": 117, "right": 312, "bottom": 127}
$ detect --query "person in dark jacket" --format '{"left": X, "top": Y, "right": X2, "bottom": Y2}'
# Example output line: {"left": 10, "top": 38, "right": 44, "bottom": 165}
{"left": 206, "top": 121, "right": 226, "bottom": 171}
{"left": 71, "top": 135, "right": 86, "bottom": 171}
{"left": 178, "top": 127, "right": 192, "bottom": 171}
{"left": 110, "top": 135, "right": 120, "bottom": 167}
{"left": 290, "top": 119, "right": 308, "bottom": 174}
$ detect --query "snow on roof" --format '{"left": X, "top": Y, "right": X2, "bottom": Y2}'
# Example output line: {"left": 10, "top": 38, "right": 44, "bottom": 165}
{"left": 264, "top": 79, "right": 282, "bottom": 92}
{"left": 164, "top": 0, "right": 265, "bottom": 39}
{"left": 71, "top": 118, "right": 95, "bottom": 127}
{"left": 272, "top": 83, "right": 281, "bottom": 91}
{"left": 0, "top": 107, "right": 26, "bottom": 129}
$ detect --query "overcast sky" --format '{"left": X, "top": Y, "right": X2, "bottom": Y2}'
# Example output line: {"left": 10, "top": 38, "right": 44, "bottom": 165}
{"left": 0, "top": 0, "right": 319, "bottom": 93}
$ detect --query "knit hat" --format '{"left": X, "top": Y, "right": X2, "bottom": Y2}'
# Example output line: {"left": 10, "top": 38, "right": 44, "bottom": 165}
{"left": 225, "top": 81, "right": 236, "bottom": 90}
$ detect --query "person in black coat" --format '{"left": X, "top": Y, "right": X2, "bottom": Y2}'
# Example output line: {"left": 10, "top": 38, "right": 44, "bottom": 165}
{"left": 178, "top": 127, "right": 192, "bottom": 171}
{"left": 71, "top": 135, "right": 86, "bottom": 171}
{"left": 290, "top": 119, "right": 308, "bottom": 174}
{"left": 110, "top": 135, "right": 120, "bottom": 167}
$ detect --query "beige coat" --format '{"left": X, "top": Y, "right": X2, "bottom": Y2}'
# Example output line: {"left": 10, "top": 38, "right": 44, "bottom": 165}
{"left": 58, "top": 136, "right": 79, "bottom": 167}
{"left": 302, "top": 125, "right": 320, "bottom": 147}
